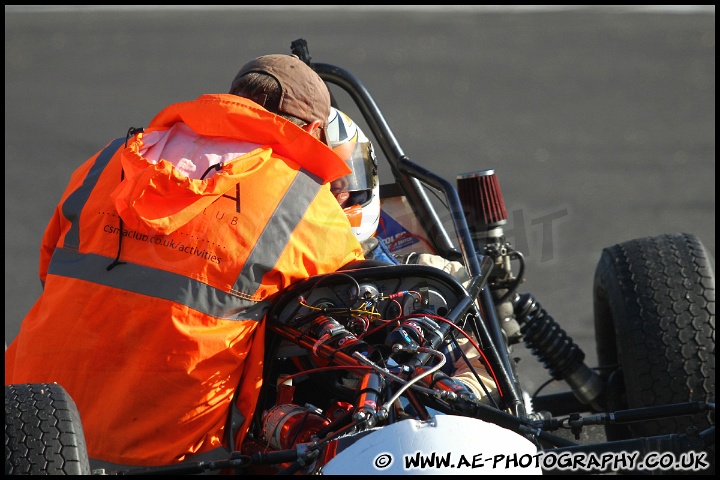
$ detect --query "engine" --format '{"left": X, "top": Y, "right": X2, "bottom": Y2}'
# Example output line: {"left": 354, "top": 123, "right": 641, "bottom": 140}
{"left": 240, "top": 263, "right": 501, "bottom": 474}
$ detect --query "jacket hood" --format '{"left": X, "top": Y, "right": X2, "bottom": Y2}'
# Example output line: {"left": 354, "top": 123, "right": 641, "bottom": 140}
{"left": 111, "top": 95, "right": 350, "bottom": 235}
{"left": 149, "top": 94, "right": 350, "bottom": 182}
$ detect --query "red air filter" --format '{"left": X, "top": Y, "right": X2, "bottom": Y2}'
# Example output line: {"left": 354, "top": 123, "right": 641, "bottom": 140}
{"left": 457, "top": 170, "right": 508, "bottom": 229}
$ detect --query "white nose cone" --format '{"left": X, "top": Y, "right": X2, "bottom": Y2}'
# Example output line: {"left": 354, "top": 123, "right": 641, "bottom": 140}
{"left": 321, "top": 415, "right": 543, "bottom": 475}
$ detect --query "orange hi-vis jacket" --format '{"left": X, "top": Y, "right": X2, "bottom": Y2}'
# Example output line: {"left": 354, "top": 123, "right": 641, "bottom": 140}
{"left": 5, "top": 94, "right": 365, "bottom": 467}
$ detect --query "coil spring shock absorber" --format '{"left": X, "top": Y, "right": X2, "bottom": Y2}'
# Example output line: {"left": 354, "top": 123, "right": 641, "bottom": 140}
{"left": 512, "top": 293, "right": 604, "bottom": 409}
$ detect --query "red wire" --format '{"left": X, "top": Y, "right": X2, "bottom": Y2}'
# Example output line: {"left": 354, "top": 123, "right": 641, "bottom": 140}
{"left": 282, "top": 364, "right": 374, "bottom": 385}
{"left": 402, "top": 313, "right": 504, "bottom": 399}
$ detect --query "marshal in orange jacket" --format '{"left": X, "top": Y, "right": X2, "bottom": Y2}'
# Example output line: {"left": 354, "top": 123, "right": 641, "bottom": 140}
{"left": 5, "top": 94, "right": 364, "bottom": 467}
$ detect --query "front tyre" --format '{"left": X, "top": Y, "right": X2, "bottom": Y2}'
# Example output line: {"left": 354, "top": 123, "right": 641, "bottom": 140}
{"left": 5, "top": 383, "right": 91, "bottom": 475}
{"left": 593, "top": 233, "right": 715, "bottom": 472}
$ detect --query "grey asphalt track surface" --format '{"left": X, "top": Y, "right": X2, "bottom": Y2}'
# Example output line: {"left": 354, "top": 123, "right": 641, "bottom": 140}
{"left": 5, "top": 6, "right": 715, "bottom": 404}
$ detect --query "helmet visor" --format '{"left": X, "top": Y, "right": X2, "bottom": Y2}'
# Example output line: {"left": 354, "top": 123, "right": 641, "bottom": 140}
{"left": 331, "top": 141, "right": 377, "bottom": 195}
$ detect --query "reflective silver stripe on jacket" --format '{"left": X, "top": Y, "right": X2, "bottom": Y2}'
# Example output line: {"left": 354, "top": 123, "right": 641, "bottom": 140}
{"left": 62, "top": 137, "right": 125, "bottom": 250}
{"left": 233, "top": 168, "right": 321, "bottom": 294}
{"left": 48, "top": 248, "right": 271, "bottom": 321}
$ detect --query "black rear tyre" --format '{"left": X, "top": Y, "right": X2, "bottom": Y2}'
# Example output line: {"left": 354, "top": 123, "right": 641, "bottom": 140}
{"left": 5, "top": 383, "right": 91, "bottom": 475}
{"left": 593, "top": 233, "right": 715, "bottom": 473}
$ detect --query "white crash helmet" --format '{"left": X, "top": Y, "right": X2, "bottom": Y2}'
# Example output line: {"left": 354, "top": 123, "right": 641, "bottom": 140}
{"left": 326, "top": 107, "right": 380, "bottom": 242}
